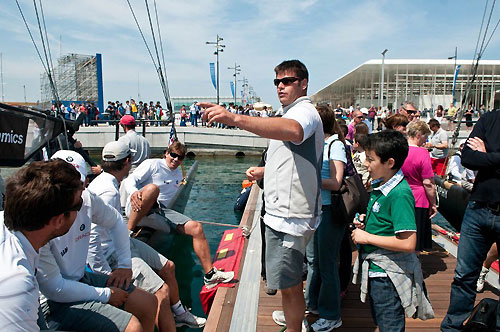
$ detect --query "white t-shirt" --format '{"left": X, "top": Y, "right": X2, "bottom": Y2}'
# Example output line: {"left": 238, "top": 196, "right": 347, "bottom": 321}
{"left": 37, "top": 190, "right": 131, "bottom": 304}
{"left": 123, "top": 158, "right": 183, "bottom": 207}
{"left": 0, "top": 213, "right": 40, "bottom": 332}
{"left": 263, "top": 96, "right": 324, "bottom": 237}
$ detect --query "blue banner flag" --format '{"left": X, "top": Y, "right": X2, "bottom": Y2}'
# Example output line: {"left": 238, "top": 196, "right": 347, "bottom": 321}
{"left": 210, "top": 63, "right": 216, "bottom": 90}
{"left": 230, "top": 81, "right": 235, "bottom": 98}
{"left": 452, "top": 65, "right": 461, "bottom": 99}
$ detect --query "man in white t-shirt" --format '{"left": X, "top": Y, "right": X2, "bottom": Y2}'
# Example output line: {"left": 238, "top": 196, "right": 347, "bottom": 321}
{"left": 122, "top": 141, "right": 235, "bottom": 290}
{"left": 37, "top": 150, "right": 156, "bottom": 332}
{"left": 0, "top": 159, "right": 82, "bottom": 332}
{"left": 199, "top": 59, "right": 324, "bottom": 332}
{"left": 87, "top": 141, "right": 206, "bottom": 329}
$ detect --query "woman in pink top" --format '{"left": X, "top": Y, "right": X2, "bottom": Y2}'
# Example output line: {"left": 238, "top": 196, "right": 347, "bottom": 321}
{"left": 401, "top": 121, "right": 438, "bottom": 253}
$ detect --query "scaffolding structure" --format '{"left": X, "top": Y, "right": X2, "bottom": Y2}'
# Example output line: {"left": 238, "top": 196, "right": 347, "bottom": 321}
{"left": 40, "top": 53, "right": 98, "bottom": 105}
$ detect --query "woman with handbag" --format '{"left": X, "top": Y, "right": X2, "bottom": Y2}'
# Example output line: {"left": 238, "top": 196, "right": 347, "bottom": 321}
{"left": 305, "top": 105, "right": 347, "bottom": 331}
{"left": 401, "top": 121, "right": 438, "bottom": 255}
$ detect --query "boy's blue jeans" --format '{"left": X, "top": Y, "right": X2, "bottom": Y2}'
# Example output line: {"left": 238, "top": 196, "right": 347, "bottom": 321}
{"left": 441, "top": 201, "right": 500, "bottom": 331}
{"left": 369, "top": 277, "right": 405, "bottom": 332}
{"left": 305, "top": 205, "right": 345, "bottom": 320}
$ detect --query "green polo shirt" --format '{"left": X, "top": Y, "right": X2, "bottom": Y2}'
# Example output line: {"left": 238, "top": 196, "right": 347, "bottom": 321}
{"left": 361, "top": 170, "right": 416, "bottom": 273}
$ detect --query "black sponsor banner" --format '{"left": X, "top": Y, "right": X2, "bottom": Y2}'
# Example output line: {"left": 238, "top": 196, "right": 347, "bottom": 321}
{"left": 0, "top": 112, "right": 29, "bottom": 161}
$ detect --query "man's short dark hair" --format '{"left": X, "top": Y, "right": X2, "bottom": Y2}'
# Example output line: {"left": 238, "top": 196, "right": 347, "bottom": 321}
{"left": 354, "top": 133, "right": 369, "bottom": 149}
{"left": 101, "top": 154, "right": 131, "bottom": 173}
{"left": 428, "top": 118, "right": 440, "bottom": 128}
{"left": 4, "top": 159, "right": 81, "bottom": 232}
{"left": 366, "top": 130, "right": 408, "bottom": 169}
{"left": 274, "top": 60, "right": 308, "bottom": 81}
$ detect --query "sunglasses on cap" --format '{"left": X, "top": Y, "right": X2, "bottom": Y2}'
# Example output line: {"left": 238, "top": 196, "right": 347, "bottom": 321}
{"left": 66, "top": 197, "right": 83, "bottom": 213}
{"left": 273, "top": 77, "right": 301, "bottom": 87}
{"left": 169, "top": 151, "right": 185, "bottom": 161}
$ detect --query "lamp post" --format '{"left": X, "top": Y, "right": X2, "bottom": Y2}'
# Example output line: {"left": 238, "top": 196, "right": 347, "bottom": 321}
{"left": 206, "top": 35, "right": 225, "bottom": 105}
{"left": 228, "top": 62, "right": 241, "bottom": 106}
{"left": 379, "top": 49, "right": 388, "bottom": 109}
{"left": 448, "top": 46, "right": 458, "bottom": 105}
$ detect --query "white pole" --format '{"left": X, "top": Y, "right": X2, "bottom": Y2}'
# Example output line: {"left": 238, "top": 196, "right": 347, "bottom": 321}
{"left": 380, "top": 49, "right": 388, "bottom": 108}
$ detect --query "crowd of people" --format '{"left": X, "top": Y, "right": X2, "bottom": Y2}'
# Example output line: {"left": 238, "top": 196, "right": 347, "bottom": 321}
{"left": 1, "top": 58, "right": 499, "bottom": 332}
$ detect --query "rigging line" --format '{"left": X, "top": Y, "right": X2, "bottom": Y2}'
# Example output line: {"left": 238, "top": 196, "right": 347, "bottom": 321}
{"left": 473, "top": 0, "right": 489, "bottom": 60}
{"left": 14, "top": 0, "right": 50, "bottom": 80}
{"left": 125, "top": 0, "right": 159, "bottom": 70}
{"left": 477, "top": 0, "right": 496, "bottom": 57}
{"left": 32, "top": 0, "right": 59, "bottom": 104}
{"left": 38, "top": 0, "right": 58, "bottom": 96}
{"left": 153, "top": 0, "right": 172, "bottom": 111}
{"left": 144, "top": 0, "right": 170, "bottom": 106}
{"left": 481, "top": 16, "right": 500, "bottom": 56}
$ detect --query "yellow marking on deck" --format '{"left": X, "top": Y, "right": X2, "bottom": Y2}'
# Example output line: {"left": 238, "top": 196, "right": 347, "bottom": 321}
{"left": 217, "top": 248, "right": 228, "bottom": 259}
{"left": 224, "top": 233, "right": 234, "bottom": 241}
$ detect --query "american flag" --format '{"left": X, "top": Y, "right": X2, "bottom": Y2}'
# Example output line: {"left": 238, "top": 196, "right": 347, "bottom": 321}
{"left": 168, "top": 124, "right": 177, "bottom": 147}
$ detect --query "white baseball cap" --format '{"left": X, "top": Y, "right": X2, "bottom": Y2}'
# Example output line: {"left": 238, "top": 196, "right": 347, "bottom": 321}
{"left": 51, "top": 150, "right": 88, "bottom": 182}
{"left": 102, "top": 141, "right": 135, "bottom": 162}
{"left": 360, "top": 107, "right": 369, "bottom": 115}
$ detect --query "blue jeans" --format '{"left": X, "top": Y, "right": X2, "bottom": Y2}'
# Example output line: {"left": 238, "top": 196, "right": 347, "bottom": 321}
{"left": 441, "top": 201, "right": 500, "bottom": 331}
{"left": 305, "top": 205, "right": 346, "bottom": 320}
{"left": 369, "top": 277, "right": 405, "bottom": 332}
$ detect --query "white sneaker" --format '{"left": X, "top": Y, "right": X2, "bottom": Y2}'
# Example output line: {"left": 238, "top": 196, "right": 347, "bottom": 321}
{"left": 311, "top": 318, "right": 342, "bottom": 331}
{"left": 272, "top": 310, "right": 286, "bottom": 326}
{"left": 477, "top": 266, "right": 489, "bottom": 292}
{"left": 174, "top": 308, "right": 206, "bottom": 328}
{"left": 204, "top": 267, "right": 235, "bottom": 289}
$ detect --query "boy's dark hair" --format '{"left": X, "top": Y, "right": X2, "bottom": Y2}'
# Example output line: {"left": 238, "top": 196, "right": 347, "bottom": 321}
{"left": 274, "top": 60, "right": 308, "bottom": 81}
{"left": 354, "top": 133, "right": 369, "bottom": 149}
{"left": 366, "top": 130, "right": 408, "bottom": 169}
{"left": 101, "top": 154, "right": 131, "bottom": 173}
{"left": 4, "top": 159, "right": 81, "bottom": 232}
{"left": 354, "top": 122, "right": 369, "bottom": 135}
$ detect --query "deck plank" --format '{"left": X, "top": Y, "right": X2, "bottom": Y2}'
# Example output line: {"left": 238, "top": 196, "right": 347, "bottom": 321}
{"left": 256, "top": 244, "right": 500, "bottom": 331}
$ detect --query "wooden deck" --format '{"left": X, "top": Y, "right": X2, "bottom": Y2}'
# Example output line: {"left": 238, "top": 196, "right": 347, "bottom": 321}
{"left": 257, "top": 244, "right": 500, "bottom": 331}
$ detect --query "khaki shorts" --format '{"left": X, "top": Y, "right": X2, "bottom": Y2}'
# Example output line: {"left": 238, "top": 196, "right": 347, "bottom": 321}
{"left": 108, "top": 238, "right": 168, "bottom": 294}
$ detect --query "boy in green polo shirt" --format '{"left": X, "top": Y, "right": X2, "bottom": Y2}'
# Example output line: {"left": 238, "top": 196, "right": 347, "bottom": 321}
{"left": 352, "top": 130, "right": 434, "bottom": 332}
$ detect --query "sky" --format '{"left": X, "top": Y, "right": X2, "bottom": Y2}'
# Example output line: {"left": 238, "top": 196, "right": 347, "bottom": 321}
{"left": 0, "top": 0, "right": 499, "bottom": 110}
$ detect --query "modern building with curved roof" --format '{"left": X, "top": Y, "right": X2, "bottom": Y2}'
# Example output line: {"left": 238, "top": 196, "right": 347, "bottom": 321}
{"left": 311, "top": 59, "right": 500, "bottom": 110}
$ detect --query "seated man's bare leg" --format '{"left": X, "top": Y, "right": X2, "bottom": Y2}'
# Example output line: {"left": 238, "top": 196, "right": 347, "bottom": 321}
{"left": 177, "top": 220, "right": 212, "bottom": 273}
{"left": 153, "top": 283, "right": 176, "bottom": 332}
{"left": 128, "top": 184, "right": 160, "bottom": 230}
{"left": 124, "top": 288, "right": 157, "bottom": 332}
{"left": 281, "top": 283, "right": 305, "bottom": 332}
{"left": 158, "top": 260, "right": 180, "bottom": 304}
{"left": 124, "top": 315, "right": 144, "bottom": 332}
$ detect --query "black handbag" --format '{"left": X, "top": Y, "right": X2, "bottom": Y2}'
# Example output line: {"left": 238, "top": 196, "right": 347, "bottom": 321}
{"left": 328, "top": 140, "right": 369, "bottom": 224}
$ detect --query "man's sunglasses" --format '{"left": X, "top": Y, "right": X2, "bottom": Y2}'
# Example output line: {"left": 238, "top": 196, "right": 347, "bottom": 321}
{"left": 356, "top": 115, "right": 365, "bottom": 119}
{"left": 66, "top": 197, "right": 83, "bottom": 213}
{"left": 273, "top": 77, "right": 301, "bottom": 87}
{"left": 169, "top": 151, "right": 185, "bottom": 161}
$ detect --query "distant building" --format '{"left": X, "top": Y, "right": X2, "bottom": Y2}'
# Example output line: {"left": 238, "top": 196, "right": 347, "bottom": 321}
{"left": 311, "top": 59, "right": 500, "bottom": 110}
{"left": 40, "top": 53, "right": 104, "bottom": 112}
